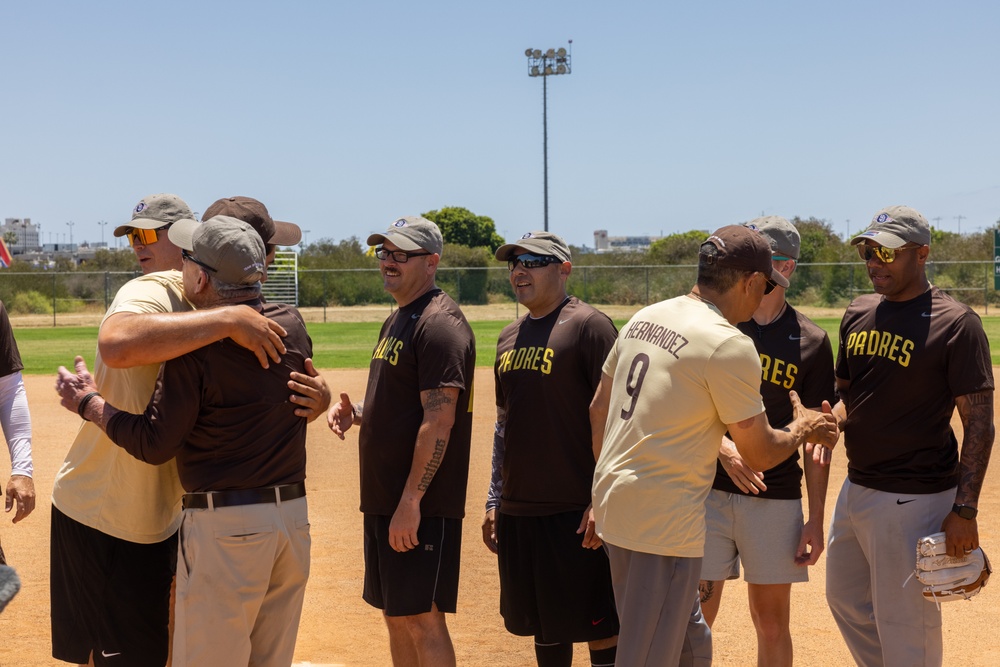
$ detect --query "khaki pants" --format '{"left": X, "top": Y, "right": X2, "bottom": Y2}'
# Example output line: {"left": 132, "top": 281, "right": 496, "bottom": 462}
{"left": 173, "top": 496, "right": 310, "bottom": 667}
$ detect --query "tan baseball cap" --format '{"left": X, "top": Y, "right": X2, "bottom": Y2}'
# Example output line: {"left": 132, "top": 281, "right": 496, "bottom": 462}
{"left": 367, "top": 216, "right": 444, "bottom": 255}
{"left": 168, "top": 216, "right": 265, "bottom": 286}
{"left": 202, "top": 196, "right": 302, "bottom": 247}
{"left": 743, "top": 216, "right": 800, "bottom": 260}
{"left": 495, "top": 231, "right": 572, "bottom": 263}
{"left": 851, "top": 205, "right": 931, "bottom": 248}
{"left": 701, "top": 225, "right": 789, "bottom": 288}
{"left": 114, "top": 193, "right": 194, "bottom": 237}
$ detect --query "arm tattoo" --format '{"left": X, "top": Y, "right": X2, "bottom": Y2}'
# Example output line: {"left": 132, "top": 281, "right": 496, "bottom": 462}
{"left": 422, "top": 388, "right": 453, "bottom": 413}
{"left": 417, "top": 438, "right": 447, "bottom": 492}
{"left": 699, "top": 580, "right": 715, "bottom": 604}
{"left": 955, "top": 391, "right": 995, "bottom": 504}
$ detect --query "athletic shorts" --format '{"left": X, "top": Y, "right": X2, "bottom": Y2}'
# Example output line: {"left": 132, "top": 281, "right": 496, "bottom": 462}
{"left": 50, "top": 505, "right": 178, "bottom": 667}
{"left": 362, "top": 513, "right": 462, "bottom": 617}
{"left": 701, "top": 489, "right": 807, "bottom": 585}
{"left": 497, "top": 510, "right": 620, "bottom": 642}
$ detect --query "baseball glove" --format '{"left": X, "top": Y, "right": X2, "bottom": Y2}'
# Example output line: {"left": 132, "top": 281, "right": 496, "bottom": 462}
{"left": 914, "top": 532, "right": 991, "bottom": 603}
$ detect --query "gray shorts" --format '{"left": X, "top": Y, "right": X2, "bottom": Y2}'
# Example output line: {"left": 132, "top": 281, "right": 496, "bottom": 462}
{"left": 701, "top": 489, "right": 807, "bottom": 585}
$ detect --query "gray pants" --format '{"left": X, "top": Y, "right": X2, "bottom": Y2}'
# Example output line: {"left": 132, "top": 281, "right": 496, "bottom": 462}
{"left": 605, "top": 544, "right": 711, "bottom": 667}
{"left": 826, "top": 479, "right": 953, "bottom": 667}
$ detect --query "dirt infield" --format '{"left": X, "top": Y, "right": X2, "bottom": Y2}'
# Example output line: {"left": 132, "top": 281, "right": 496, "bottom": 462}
{"left": 1, "top": 370, "right": 999, "bottom": 666}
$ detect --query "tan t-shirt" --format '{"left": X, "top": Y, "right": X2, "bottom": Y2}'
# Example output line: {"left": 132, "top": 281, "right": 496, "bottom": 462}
{"left": 51, "top": 271, "right": 190, "bottom": 544}
{"left": 592, "top": 295, "right": 764, "bottom": 557}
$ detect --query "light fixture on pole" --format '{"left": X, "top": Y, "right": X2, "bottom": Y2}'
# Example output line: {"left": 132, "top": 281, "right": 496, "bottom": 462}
{"left": 524, "top": 41, "right": 572, "bottom": 232}
{"left": 67, "top": 221, "right": 75, "bottom": 247}
{"left": 98, "top": 220, "right": 107, "bottom": 248}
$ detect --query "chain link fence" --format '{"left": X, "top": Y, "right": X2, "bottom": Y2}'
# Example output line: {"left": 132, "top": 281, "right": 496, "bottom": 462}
{"left": 0, "top": 261, "right": 996, "bottom": 326}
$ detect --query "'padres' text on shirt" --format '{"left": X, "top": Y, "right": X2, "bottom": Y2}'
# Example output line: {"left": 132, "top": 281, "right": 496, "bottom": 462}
{"left": 621, "top": 319, "right": 689, "bottom": 358}
{"left": 843, "top": 329, "right": 914, "bottom": 367}
{"left": 372, "top": 335, "right": 404, "bottom": 366}
{"left": 759, "top": 353, "right": 798, "bottom": 389}
{"left": 496, "top": 346, "right": 554, "bottom": 375}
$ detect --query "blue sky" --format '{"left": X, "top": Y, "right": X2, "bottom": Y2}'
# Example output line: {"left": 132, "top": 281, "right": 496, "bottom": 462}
{"left": 2, "top": 1, "right": 998, "bottom": 250}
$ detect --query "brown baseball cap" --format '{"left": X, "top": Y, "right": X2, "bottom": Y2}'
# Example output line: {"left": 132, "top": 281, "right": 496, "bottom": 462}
{"left": 202, "top": 196, "right": 302, "bottom": 247}
{"left": 701, "top": 225, "right": 789, "bottom": 288}
{"left": 168, "top": 216, "right": 265, "bottom": 286}
{"left": 113, "top": 193, "right": 194, "bottom": 237}
{"left": 851, "top": 205, "right": 931, "bottom": 248}
{"left": 495, "top": 231, "right": 572, "bottom": 263}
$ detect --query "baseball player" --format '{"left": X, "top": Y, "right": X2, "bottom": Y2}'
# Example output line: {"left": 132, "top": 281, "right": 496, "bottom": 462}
{"left": 827, "top": 205, "right": 995, "bottom": 666}
{"left": 482, "top": 231, "right": 619, "bottom": 667}
{"left": 698, "top": 217, "right": 835, "bottom": 667}
{"left": 327, "top": 217, "right": 475, "bottom": 667}
{"left": 590, "top": 225, "right": 839, "bottom": 666}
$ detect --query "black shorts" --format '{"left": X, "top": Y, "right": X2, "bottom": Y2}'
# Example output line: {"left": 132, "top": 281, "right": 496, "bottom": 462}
{"left": 50, "top": 505, "right": 177, "bottom": 667}
{"left": 497, "top": 510, "right": 620, "bottom": 643}
{"left": 363, "top": 513, "right": 462, "bottom": 617}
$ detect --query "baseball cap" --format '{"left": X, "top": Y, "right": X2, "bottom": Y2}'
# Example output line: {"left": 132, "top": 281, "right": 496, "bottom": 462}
{"left": 495, "top": 231, "right": 572, "bottom": 263}
{"left": 202, "top": 196, "right": 302, "bottom": 247}
{"left": 168, "top": 215, "right": 265, "bottom": 286}
{"left": 114, "top": 193, "right": 193, "bottom": 237}
{"left": 701, "top": 225, "right": 790, "bottom": 288}
{"left": 367, "top": 216, "right": 444, "bottom": 255}
{"left": 851, "top": 205, "right": 931, "bottom": 248}
{"left": 743, "top": 216, "right": 800, "bottom": 260}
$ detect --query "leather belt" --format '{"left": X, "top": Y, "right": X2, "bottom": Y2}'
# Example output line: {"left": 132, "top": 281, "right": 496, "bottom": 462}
{"left": 182, "top": 481, "right": 306, "bottom": 510}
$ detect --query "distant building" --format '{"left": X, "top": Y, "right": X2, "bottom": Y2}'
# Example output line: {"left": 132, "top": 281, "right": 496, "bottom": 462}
{"left": 593, "top": 229, "right": 663, "bottom": 253}
{"left": 2, "top": 218, "right": 40, "bottom": 253}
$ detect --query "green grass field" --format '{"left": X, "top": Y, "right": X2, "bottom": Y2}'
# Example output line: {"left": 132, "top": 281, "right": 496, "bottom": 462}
{"left": 14, "top": 317, "right": 1000, "bottom": 375}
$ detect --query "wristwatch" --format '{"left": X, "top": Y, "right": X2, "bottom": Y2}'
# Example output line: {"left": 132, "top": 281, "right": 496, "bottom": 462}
{"left": 952, "top": 503, "right": 978, "bottom": 520}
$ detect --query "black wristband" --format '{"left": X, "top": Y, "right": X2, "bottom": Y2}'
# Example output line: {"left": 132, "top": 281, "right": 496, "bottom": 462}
{"left": 77, "top": 391, "right": 101, "bottom": 421}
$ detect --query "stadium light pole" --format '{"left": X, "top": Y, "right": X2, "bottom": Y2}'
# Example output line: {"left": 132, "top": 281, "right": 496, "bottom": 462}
{"left": 66, "top": 220, "right": 75, "bottom": 247}
{"left": 525, "top": 41, "right": 572, "bottom": 232}
{"left": 98, "top": 220, "right": 107, "bottom": 248}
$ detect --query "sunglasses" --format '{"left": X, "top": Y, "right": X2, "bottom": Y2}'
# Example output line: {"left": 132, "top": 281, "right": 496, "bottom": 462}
{"left": 181, "top": 249, "right": 217, "bottom": 274}
{"left": 126, "top": 224, "right": 172, "bottom": 247}
{"left": 763, "top": 277, "right": 777, "bottom": 295}
{"left": 857, "top": 245, "right": 913, "bottom": 264}
{"left": 374, "top": 247, "right": 432, "bottom": 263}
{"left": 508, "top": 253, "right": 560, "bottom": 271}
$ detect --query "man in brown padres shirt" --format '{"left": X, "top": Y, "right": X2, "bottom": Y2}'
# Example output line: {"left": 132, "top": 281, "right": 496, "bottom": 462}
{"left": 483, "top": 231, "right": 620, "bottom": 667}
{"left": 327, "top": 216, "right": 475, "bottom": 667}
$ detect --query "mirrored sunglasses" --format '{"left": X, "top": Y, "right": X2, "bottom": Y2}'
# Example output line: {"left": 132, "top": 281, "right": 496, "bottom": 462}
{"left": 126, "top": 224, "right": 172, "bottom": 247}
{"left": 508, "top": 253, "right": 560, "bottom": 271}
{"left": 858, "top": 245, "right": 913, "bottom": 264}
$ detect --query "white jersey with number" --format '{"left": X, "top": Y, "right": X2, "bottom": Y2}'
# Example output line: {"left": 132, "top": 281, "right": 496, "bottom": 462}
{"left": 592, "top": 295, "right": 764, "bottom": 557}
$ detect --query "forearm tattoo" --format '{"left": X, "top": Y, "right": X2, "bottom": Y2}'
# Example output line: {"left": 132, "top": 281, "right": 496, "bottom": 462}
{"left": 956, "top": 391, "right": 995, "bottom": 504}
{"left": 418, "top": 438, "right": 447, "bottom": 492}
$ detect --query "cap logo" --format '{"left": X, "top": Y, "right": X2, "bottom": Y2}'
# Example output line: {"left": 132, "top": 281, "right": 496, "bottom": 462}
{"left": 520, "top": 232, "right": 534, "bottom": 239}
{"left": 874, "top": 213, "right": 895, "bottom": 224}
{"left": 746, "top": 223, "right": 760, "bottom": 231}
{"left": 393, "top": 219, "right": 408, "bottom": 228}
{"left": 860, "top": 231, "right": 879, "bottom": 238}
{"left": 707, "top": 234, "right": 726, "bottom": 248}
{"left": 134, "top": 202, "right": 147, "bottom": 214}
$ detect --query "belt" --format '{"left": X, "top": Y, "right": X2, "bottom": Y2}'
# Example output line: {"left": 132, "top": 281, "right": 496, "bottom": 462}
{"left": 182, "top": 481, "right": 306, "bottom": 510}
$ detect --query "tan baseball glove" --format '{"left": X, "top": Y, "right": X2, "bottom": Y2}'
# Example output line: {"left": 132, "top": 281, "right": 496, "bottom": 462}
{"left": 914, "top": 532, "right": 991, "bottom": 603}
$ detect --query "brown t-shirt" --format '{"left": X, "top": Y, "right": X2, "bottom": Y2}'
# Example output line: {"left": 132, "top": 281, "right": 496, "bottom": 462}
{"left": 0, "top": 301, "right": 24, "bottom": 377}
{"left": 359, "top": 288, "right": 475, "bottom": 519}
{"left": 107, "top": 300, "right": 312, "bottom": 492}
{"left": 713, "top": 304, "right": 836, "bottom": 499}
{"left": 494, "top": 297, "right": 617, "bottom": 515}
{"left": 836, "top": 286, "right": 994, "bottom": 494}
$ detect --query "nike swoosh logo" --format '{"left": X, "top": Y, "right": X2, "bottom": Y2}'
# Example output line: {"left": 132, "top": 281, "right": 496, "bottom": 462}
{"left": 897, "top": 499, "right": 917, "bottom": 505}
{"left": 591, "top": 617, "right": 605, "bottom": 626}
{"left": 788, "top": 335, "right": 805, "bottom": 341}
{"left": 102, "top": 651, "right": 122, "bottom": 657}
{"left": 411, "top": 313, "right": 420, "bottom": 320}
{"left": 921, "top": 312, "right": 935, "bottom": 317}
{"left": 559, "top": 318, "right": 572, "bottom": 325}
